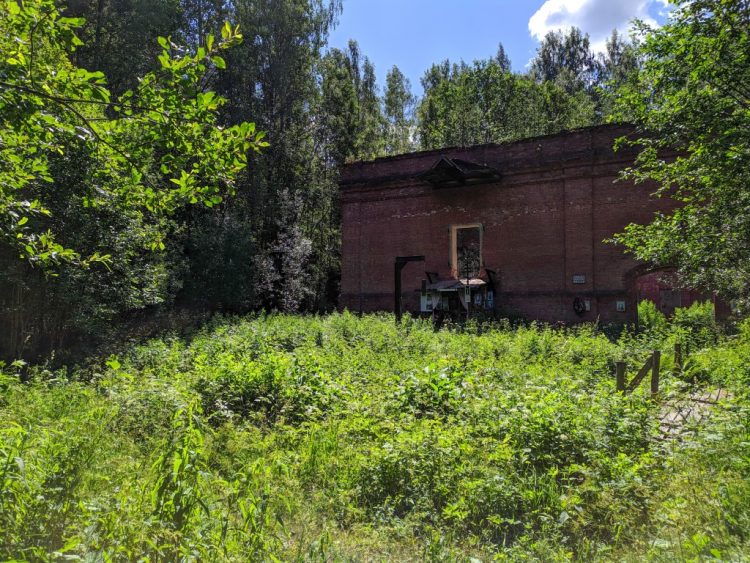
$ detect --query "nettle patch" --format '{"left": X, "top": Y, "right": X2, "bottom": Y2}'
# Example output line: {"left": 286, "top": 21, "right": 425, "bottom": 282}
{"left": 1, "top": 311, "right": 748, "bottom": 561}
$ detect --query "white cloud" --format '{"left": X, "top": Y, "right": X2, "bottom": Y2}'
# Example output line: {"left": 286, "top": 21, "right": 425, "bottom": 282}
{"left": 528, "top": 0, "right": 666, "bottom": 52}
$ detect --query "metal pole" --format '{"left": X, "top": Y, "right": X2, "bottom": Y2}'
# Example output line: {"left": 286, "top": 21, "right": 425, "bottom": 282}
{"left": 394, "top": 261, "right": 403, "bottom": 322}
{"left": 394, "top": 256, "right": 425, "bottom": 323}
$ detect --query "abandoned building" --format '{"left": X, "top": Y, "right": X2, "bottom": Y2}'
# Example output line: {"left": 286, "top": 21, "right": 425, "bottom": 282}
{"left": 339, "top": 124, "right": 722, "bottom": 324}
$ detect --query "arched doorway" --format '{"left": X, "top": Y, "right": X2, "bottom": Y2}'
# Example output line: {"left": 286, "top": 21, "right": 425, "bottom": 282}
{"left": 625, "top": 266, "right": 716, "bottom": 322}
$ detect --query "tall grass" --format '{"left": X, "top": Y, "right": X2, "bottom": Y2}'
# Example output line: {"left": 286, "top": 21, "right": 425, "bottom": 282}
{"left": 0, "top": 309, "right": 748, "bottom": 560}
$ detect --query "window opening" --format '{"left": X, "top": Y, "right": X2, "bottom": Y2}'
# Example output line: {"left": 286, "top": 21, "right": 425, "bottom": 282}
{"left": 451, "top": 224, "right": 482, "bottom": 279}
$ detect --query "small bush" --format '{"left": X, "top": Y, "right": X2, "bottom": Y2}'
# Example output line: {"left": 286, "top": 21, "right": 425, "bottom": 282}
{"left": 392, "top": 363, "right": 467, "bottom": 418}
{"left": 638, "top": 299, "right": 667, "bottom": 334}
{"left": 672, "top": 300, "right": 720, "bottom": 351}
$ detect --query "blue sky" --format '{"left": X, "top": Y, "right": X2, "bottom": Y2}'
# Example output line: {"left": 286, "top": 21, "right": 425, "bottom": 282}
{"left": 327, "top": 0, "right": 670, "bottom": 94}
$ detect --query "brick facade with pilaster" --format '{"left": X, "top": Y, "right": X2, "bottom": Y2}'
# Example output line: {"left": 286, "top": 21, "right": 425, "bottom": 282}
{"left": 340, "top": 124, "right": 713, "bottom": 323}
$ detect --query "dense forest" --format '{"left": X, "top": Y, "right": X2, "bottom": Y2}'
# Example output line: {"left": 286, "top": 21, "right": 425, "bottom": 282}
{"left": 0, "top": 0, "right": 644, "bottom": 362}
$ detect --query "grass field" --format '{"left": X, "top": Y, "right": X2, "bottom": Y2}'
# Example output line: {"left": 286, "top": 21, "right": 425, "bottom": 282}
{"left": 1, "top": 306, "right": 749, "bottom": 561}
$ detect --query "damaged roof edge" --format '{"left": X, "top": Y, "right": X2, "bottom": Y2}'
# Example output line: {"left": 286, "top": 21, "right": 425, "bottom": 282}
{"left": 339, "top": 122, "right": 638, "bottom": 188}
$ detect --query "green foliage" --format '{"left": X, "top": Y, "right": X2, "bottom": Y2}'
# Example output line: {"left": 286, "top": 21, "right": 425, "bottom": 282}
{"left": 596, "top": 29, "right": 642, "bottom": 116}
{"left": 64, "top": 0, "right": 184, "bottom": 96}
{"left": 417, "top": 58, "right": 597, "bottom": 150}
{"left": 0, "top": 0, "right": 271, "bottom": 360}
{"left": 2, "top": 1, "right": 646, "bottom": 360}
{"left": 199, "top": 0, "right": 343, "bottom": 313}
{"left": 530, "top": 27, "right": 597, "bottom": 91}
{"left": 384, "top": 65, "right": 416, "bottom": 155}
{"left": 416, "top": 26, "right": 639, "bottom": 150}
{"left": 633, "top": 299, "right": 721, "bottom": 382}
{"left": 672, "top": 300, "right": 721, "bottom": 351}
{"left": 393, "top": 362, "right": 467, "bottom": 418}
{"left": 612, "top": 0, "right": 750, "bottom": 305}
{"left": 1, "top": 314, "right": 748, "bottom": 560}
{"left": 320, "top": 40, "right": 386, "bottom": 164}
{"left": 638, "top": 299, "right": 668, "bottom": 333}
{"left": 0, "top": 0, "right": 266, "bottom": 266}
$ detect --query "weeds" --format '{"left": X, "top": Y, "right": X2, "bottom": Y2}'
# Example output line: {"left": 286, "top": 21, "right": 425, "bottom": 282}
{"left": 0, "top": 309, "right": 748, "bottom": 560}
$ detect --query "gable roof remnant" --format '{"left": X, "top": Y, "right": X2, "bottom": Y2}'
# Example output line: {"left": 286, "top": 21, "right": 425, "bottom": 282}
{"left": 418, "top": 157, "right": 500, "bottom": 188}
{"left": 339, "top": 125, "right": 642, "bottom": 190}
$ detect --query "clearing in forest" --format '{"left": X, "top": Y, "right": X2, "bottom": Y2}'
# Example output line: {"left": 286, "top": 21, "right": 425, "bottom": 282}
{"left": 1, "top": 309, "right": 749, "bottom": 561}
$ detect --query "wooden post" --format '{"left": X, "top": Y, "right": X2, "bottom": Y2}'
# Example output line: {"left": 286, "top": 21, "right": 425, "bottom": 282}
{"left": 627, "top": 355, "right": 652, "bottom": 392}
{"left": 673, "top": 342, "right": 682, "bottom": 374}
{"left": 616, "top": 361, "right": 626, "bottom": 392}
{"left": 651, "top": 350, "right": 661, "bottom": 396}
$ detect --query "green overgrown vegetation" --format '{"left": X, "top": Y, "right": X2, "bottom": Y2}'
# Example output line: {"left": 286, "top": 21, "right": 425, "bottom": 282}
{"left": 1, "top": 310, "right": 748, "bottom": 560}
{"left": 2, "top": 0, "right": 750, "bottom": 559}
{"left": 1, "top": 0, "right": 644, "bottom": 361}
{"left": 613, "top": 0, "right": 750, "bottom": 305}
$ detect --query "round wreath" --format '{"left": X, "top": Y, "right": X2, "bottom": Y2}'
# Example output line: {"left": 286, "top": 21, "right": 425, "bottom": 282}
{"left": 573, "top": 297, "right": 586, "bottom": 316}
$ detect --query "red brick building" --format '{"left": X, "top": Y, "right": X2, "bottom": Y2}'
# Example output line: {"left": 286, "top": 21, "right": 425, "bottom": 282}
{"left": 339, "top": 124, "right": 714, "bottom": 324}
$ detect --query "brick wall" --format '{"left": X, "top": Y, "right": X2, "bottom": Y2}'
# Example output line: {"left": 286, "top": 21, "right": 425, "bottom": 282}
{"left": 340, "top": 124, "right": 683, "bottom": 324}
